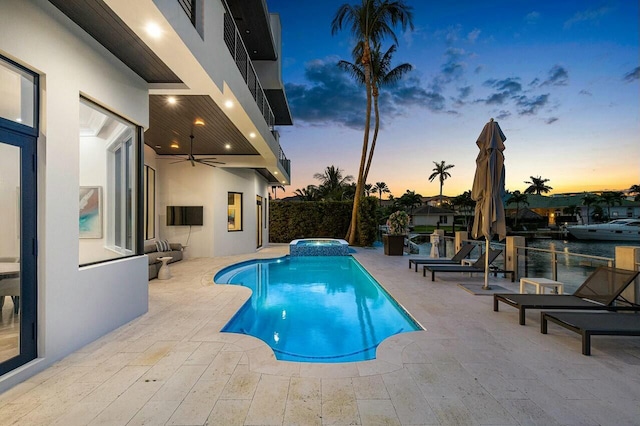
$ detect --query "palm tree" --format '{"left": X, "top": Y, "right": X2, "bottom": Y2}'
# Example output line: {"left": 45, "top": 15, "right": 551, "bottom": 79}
{"left": 451, "top": 190, "right": 475, "bottom": 227}
{"left": 338, "top": 43, "right": 413, "bottom": 184}
{"left": 294, "top": 185, "right": 319, "bottom": 201}
{"left": 581, "top": 193, "right": 598, "bottom": 225}
{"left": 506, "top": 190, "right": 529, "bottom": 229}
{"left": 332, "top": 0, "right": 414, "bottom": 244}
{"left": 629, "top": 184, "right": 640, "bottom": 201}
{"left": 372, "top": 181, "right": 391, "bottom": 206}
{"left": 562, "top": 205, "right": 581, "bottom": 222}
{"left": 364, "top": 183, "right": 373, "bottom": 196}
{"left": 428, "top": 161, "right": 455, "bottom": 206}
{"left": 524, "top": 176, "right": 552, "bottom": 195}
{"left": 313, "top": 165, "right": 354, "bottom": 200}
{"left": 397, "top": 190, "right": 422, "bottom": 214}
{"left": 271, "top": 185, "right": 285, "bottom": 200}
{"left": 599, "top": 191, "right": 624, "bottom": 220}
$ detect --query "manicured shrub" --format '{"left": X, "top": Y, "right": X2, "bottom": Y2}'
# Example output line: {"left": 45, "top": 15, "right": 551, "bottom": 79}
{"left": 358, "top": 196, "right": 378, "bottom": 247}
{"left": 269, "top": 201, "right": 352, "bottom": 243}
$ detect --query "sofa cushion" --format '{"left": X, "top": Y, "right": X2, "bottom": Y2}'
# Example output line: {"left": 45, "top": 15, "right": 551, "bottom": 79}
{"left": 144, "top": 243, "right": 157, "bottom": 254}
{"left": 156, "top": 239, "right": 171, "bottom": 252}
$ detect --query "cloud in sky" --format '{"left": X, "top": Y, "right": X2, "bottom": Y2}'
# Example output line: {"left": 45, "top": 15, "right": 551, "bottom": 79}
{"left": 564, "top": 6, "right": 611, "bottom": 29}
{"left": 622, "top": 66, "right": 639, "bottom": 82}
{"left": 540, "top": 65, "right": 569, "bottom": 86}
{"left": 286, "top": 57, "right": 446, "bottom": 129}
{"left": 524, "top": 11, "right": 541, "bottom": 23}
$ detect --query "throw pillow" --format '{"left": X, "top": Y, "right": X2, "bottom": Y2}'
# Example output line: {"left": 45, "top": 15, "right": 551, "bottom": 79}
{"left": 155, "top": 239, "right": 171, "bottom": 252}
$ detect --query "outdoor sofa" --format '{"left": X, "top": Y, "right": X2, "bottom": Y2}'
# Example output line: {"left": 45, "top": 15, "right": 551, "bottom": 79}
{"left": 144, "top": 240, "right": 183, "bottom": 280}
{"left": 540, "top": 311, "right": 640, "bottom": 355}
{"left": 494, "top": 266, "right": 640, "bottom": 325}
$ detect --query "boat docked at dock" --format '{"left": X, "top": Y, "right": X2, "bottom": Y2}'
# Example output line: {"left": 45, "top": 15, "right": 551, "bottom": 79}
{"left": 567, "top": 219, "right": 640, "bottom": 241}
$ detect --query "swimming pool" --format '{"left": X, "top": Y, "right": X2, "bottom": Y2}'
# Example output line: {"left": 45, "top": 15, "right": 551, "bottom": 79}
{"left": 216, "top": 256, "right": 421, "bottom": 363}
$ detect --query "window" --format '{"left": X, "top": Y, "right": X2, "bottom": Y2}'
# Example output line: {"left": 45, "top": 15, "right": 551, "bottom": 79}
{"left": 439, "top": 215, "right": 448, "bottom": 224}
{"left": 144, "top": 165, "right": 155, "bottom": 239}
{"left": 228, "top": 192, "right": 243, "bottom": 231}
{"left": 0, "top": 58, "right": 36, "bottom": 127}
{"left": 79, "top": 98, "right": 140, "bottom": 265}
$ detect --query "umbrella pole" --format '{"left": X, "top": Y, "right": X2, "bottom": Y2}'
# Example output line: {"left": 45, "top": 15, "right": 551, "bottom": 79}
{"left": 483, "top": 237, "right": 491, "bottom": 290}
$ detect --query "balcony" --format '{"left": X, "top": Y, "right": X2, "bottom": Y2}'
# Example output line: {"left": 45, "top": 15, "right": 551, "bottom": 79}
{"left": 223, "top": 6, "right": 276, "bottom": 129}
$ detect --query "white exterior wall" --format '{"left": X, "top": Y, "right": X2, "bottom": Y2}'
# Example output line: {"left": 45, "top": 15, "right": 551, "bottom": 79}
{"left": 155, "top": 158, "right": 270, "bottom": 257}
{"left": 0, "top": 0, "right": 148, "bottom": 391}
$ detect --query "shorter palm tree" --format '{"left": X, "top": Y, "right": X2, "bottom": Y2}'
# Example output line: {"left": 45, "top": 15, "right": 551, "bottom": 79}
{"left": 506, "top": 190, "right": 529, "bottom": 229}
{"left": 294, "top": 185, "right": 319, "bottom": 201}
{"left": 581, "top": 193, "right": 598, "bottom": 224}
{"left": 629, "top": 184, "right": 640, "bottom": 201}
{"left": 599, "top": 191, "right": 624, "bottom": 220}
{"left": 313, "top": 165, "right": 354, "bottom": 200}
{"left": 372, "top": 182, "right": 391, "bottom": 206}
{"left": 398, "top": 190, "right": 422, "bottom": 214}
{"left": 428, "top": 161, "right": 454, "bottom": 206}
{"left": 271, "top": 185, "right": 285, "bottom": 199}
{"left": 524, "top": 176, "right": 552, "bottom": 195}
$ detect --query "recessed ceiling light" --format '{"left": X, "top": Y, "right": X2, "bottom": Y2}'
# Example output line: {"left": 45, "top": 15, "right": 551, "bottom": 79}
{"left": 155, "top": 145, "right": 162, "bottom": 149}
{"left": 245, "top": 29, "right": 250, "bottom": 34}
{"left": 170, "top": 142, "right": 179, "bottom": 149}
{"left": 249, "top": 132, "right": 256, "bottom": 138}
{"left": 167, "top": 96, "right": 177, "bottom": 105}
{"left": 224, "top": 100, "right": 234, "bottom": 108}
{"left": 225, "top": 143, "right": 231, "bottom": 149}
{"left": 253, "top": 50, "right": 258, "bottom": 54}
{"left": 274, "top": 171, "right": 278, "bottom": 175}
{"left": 194, "top": 118, "right": 205, "bottom": 126}
{"left": 145, "top": 23, "right": 162, "bottom": 38}
{"left": 16, "top": 118, "right": 22, "bottom": 122}
{"left": 282, "top": 180, "right": 286, "bottom": 184}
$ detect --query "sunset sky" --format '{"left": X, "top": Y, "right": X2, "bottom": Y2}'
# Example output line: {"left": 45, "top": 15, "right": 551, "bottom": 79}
{"left": 269, "top": 0, "right": 639, "bottom": 199}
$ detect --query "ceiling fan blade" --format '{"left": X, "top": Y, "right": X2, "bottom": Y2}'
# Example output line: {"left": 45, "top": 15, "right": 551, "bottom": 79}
{"left": 200, "top": 159, "right": 225, "bottom": 165}
{"left": 169, "top": 159, "right": 188, "bottom": 164}
{"left": 195, "top": 160, "right": 218, "bottom": 168}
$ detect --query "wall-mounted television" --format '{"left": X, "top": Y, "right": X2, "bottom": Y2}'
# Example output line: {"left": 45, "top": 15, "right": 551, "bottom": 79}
{"left": 166, "top": 206, "right": 203, "bottom": 226}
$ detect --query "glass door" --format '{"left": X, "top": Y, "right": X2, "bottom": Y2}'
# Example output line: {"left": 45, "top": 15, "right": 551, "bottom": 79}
{"left": 0, "top": 129, "right": 37, "bottom": 375}
{"left": 0, "top": 56, "right": 38, "bottom": 375}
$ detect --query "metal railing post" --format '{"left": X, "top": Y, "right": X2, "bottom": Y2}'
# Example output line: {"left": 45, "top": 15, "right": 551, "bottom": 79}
{"left": 551, "top": 252, "right": 558, "bottom": 281}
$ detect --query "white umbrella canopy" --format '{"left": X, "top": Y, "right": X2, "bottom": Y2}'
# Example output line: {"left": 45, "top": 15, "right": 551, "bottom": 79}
{"left": 471, "top": 118, "right": 506, "bottom": 289}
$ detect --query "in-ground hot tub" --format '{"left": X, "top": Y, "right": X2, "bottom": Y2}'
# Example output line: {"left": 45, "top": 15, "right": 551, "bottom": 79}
{"left": 289, "top": 238, "right": 350, "bottom": 256}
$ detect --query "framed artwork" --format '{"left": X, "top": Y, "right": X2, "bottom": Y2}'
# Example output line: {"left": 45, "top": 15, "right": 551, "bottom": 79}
{"left": 79, "top": 186, "right": 102, "bottom": 238}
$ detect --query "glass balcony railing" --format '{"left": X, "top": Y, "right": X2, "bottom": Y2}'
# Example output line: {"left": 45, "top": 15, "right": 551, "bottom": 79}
{"left": 178, "top": 0, "right": 196, "bottom": 26}
{"left": 222, "top": 6, "right": 276, "bottom": 128}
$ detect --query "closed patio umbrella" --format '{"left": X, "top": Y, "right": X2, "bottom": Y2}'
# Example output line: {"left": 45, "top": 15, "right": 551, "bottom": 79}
{"left": 471, "top": 118, "right": 507, "bottom": 290}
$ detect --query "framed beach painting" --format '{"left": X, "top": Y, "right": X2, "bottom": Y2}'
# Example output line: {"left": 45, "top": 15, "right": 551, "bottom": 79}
{"left": 79, "top": 186, "right": 102, "bottom": 238}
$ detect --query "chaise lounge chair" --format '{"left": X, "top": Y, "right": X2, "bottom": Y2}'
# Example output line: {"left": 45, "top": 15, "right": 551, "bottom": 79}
{"left": 423, "top": 248, "right": 514, "bottom": 281}
{"left": 408, "top": 243, "right": 475, "bottom": 272}
{"left": 540, "top": 311, "right": 640, "bottom": 355}
{"left": 494, "top": 267, "right": 640, "bottom": 325}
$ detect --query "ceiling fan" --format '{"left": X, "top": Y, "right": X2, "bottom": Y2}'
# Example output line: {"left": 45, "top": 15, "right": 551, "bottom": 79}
{"left": 170, "top": 134, "right": 225, "bottom": 168}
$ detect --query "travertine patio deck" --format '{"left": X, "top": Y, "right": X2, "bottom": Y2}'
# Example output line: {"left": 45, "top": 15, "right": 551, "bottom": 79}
{"left": 1, "top": 245, "right": 639, "bottom": 425}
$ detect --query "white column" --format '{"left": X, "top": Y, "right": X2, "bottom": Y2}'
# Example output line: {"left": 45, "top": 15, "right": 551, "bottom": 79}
{"left": 506, "top": 236, "right": 526, "bottom": 280}
{"left": 615, "top": 246, "right": 640, "bottom": 304}
{"left": 455, "top": 231, "right": 468, "bottom": 253}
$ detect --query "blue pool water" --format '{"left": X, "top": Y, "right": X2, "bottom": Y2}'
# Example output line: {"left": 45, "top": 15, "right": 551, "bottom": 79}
{"left": 216, "top": 256, "right": 421, "bottom": 363}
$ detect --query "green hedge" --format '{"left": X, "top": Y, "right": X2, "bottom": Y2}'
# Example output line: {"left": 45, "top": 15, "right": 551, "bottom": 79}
{"left": 269, "top": 197, "right": 378, "bottom": 246}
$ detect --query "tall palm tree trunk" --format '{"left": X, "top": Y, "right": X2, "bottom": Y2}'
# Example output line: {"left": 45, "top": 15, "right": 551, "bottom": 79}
{"left": 347, "top": 42, "right": 373, "bottom": 245}
{"left": 363, "top": 87, "right": 380, "bottom": 184}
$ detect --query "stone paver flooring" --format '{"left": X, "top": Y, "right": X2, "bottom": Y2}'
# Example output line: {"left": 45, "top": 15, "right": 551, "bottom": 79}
{"left": 1, "top": 245, "right": 639, "bottom": 425}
